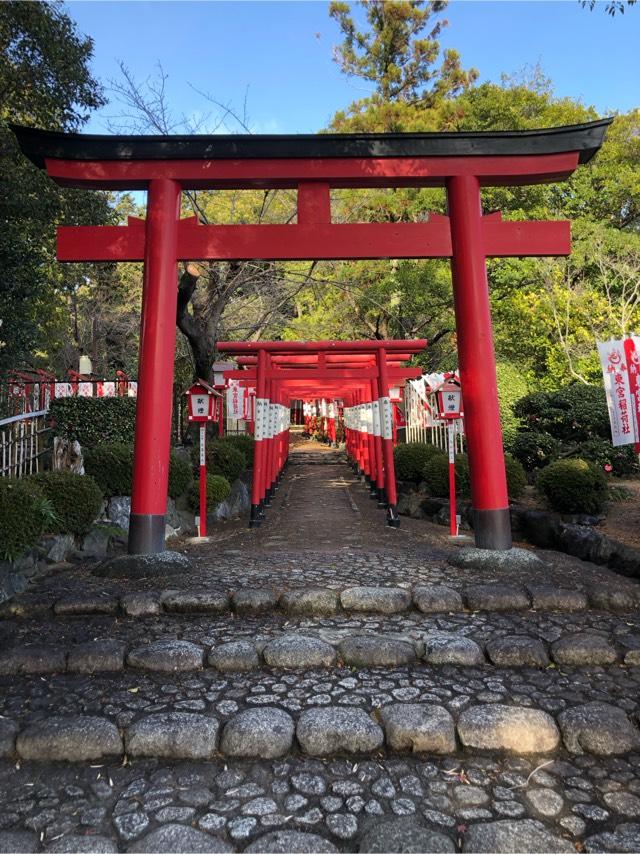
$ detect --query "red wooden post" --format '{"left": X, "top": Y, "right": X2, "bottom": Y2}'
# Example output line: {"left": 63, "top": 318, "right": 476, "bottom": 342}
{"left": 250, "top": 348, "right": 267, "bottom": 527}
{"left": 371, "top": 378, "right": 386, "bottom": 506}
{"left": 377, "top": 347, "right": 400, "bottom": 527}
{"left": 199, "top": 423, "right": 207, "bottom": 537}
{"left": 448, "top": 421, "right": 457, "bottom": 537}
{"left": 447, "top": 174, "right": 511, "bottom": 550}
{"left": 129, "top": 178, "right": 181, "bottom": 554}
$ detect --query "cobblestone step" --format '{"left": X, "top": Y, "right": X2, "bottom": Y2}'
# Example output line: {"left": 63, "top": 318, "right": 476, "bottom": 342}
{"left": 3, "top": 580, "right": 638, "bottom": 620}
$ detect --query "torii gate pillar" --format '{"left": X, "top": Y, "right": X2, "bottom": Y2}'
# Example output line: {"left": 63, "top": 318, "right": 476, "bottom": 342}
{"left": 447, "top": 175, "right": 511, "bottom": 549}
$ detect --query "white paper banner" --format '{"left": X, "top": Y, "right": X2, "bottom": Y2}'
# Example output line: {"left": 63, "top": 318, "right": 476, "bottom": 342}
{"left": 598, "top": 339, "right": 638, "bottom": 446}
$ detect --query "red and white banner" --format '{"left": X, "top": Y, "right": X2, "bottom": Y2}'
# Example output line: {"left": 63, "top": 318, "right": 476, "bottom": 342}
{"left": 226, "top": 382, "right": 245, "bottom": 420}
{"left": 597, "top": 338, "right": 640, "bottom": 446}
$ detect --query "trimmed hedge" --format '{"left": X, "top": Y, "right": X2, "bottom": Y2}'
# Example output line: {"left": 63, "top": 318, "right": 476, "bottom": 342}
{"left": 223, "top": 433, "right": 255, "bottom": 465}
{"left": 422, "top": 452, "right": 527, "bottom": 500}
{"left": 31, "top": 472, "right": 103, "bottom": 537}
{"left": 394, "top": 442, "right": 445, "bottom": 483}
{"left": 511, "top": 431, "right": 561, "bottom": 471}
{"left": 0, "top": 479, "right": 48, "bottom": 561}
{"left": 50, "top": 397, "right": 136, "bottom": 446}
{"left": 190, "top": 439, "right": 246, "bottom": 482}
{"left": 536, "top": 458, "right": 608, "bottom": 514}
{"left": 187, "top": 473, "right": 231, "bottom": 512}
{"left": 84, "top": 443, "right": 192, "bottom": 499}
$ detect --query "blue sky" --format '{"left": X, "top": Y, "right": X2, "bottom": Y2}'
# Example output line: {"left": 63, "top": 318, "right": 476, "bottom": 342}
{"left": 67, "top": 0, "right": 639, "bottom": 135}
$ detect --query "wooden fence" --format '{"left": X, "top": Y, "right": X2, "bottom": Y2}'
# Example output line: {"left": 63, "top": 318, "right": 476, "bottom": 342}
{"left": 0, "top": 411, "right": 51, "bottom": 478}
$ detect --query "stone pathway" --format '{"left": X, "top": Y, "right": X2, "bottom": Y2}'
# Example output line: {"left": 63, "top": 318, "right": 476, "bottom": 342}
{"left": 1, "top": 451, "right": 640, "bottom": 852}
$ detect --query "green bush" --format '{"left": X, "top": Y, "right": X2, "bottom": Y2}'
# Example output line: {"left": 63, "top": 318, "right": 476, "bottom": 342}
{"left": 0, "top": 479, "right": 48, "bottom": 560}
{"left": 31, "top": 472, "right": 103, "bottom": 537}
{"left": 223, "top": 433, "right": 255, "bottom": 465}
{"left": 423, "top": 452, "right": 527, "bottom": 500}
{"left": 85, "top": 443, "right": 192, "bottom": 499}
{"left": 394, "top": 442, "right": 445, "bottom": 483}
{"left": 190, "top": 439, "right": 246, "bottom": 482}
{"left": 514, "top": 384, "right": 610, "bottom": 443}
{"left": 50, "top": 397, "right": 137, "bottom": 446}
{"left": 536, "top": 458, "right": 608, "bottom": 514}
{"left": 187, "top": 473, "right": 231, "bottom": 512}
{"left": 572, "top": 438, "right": 639, "bottom": 478}
{"left": 512, "top": 431, "right": 561, "bottom": 471}
{"left": 496, "top": 361, "right": 529, "bottom": 451}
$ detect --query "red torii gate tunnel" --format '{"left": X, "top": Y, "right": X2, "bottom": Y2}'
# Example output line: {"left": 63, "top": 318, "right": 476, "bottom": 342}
{"left": 216, "top": 339, "right": 426, "bottom": 527}
{"left": 12, "top": 119, "right": 611, "bottom": 554}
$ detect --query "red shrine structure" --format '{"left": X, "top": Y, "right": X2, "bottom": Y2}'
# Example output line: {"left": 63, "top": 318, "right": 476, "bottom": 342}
{"left": 12, "top": 119, "right": 611, "bottom": 554}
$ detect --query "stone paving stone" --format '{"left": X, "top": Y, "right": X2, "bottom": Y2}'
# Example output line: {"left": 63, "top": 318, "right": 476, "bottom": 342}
{"left": 220, "top": 708, "right": 295, "bottom": 758}
{"left": 66, "top": 640, "right": 126, "bottom": 673}
{"left": 558, "top": 702, "right": 640, "bottom": 755}
{"left": 127, "top": 639, "right": 204, "bottom": 672}
{"left": 53, "top": 595, "right": 119, "bottom": 616}
{"left": 208, "top": 641, "right": 260, "bottom": 672}
{"left": 45, "top": 835, "right": 118, "bottom": 852}
{"left": 413, "top": 585, "right": 463, "bottom": 614}
{"left": 463, "top": 584, "right": 530, "bottom": 612}
{"left": 340, "top": 586, "right": 411, "bottom": 614}
{"left": 380, "top": 704, "right": 456, "bottom": 754}
{"left": 0, "top": 718, "right": 17, "bottom": 758}
{"left": 245, "top": 831, "right": 337, "bottom": 852}
{"left": 16, "top": 715, "right": 122, "bottom": 761}
{"left": 262, "top": 635, "right": 337, "bottom": 669}
{"left": 524, "top": 788, "right": 564, "bottom": 818}
{"left": 297, "top": 707, "right": 384, "bottom": 755}
{"left": 120, "top": 592, "right": 162, "bottom": 617}
{"left": 0, "top": 644, "right": 66, "bottom": 675}
{"left": 584, "top": 824, "right": 640, "bottom": 852}
{"left": 128, "top": 823, "right": 233, "bottom": 852}
{"left": 457, "top": 705, "right": 560, "bottom": 754}
{"left": 338, "top": 636, "right": 415, "bottom": 667}
{"left": 450, "top": 547, "right": 546, "bottom": 573}
{"left": 603, "top": 792, "right": 640, "bottom": 816}
{"left": 588, "top": 584, "right": 638, "bottom": 611}
{"left": 485, "top": 635, "right": 550, "bottom": 668}
{"left": 125, "top": 712, "right": 219, "bottom": 759}
{"left": 162, "top": 591, "right": 229, "bottom": 614}
{"left": 625, "top": 649, "right": 640, "bottom": 665}
{"left": 280, "top": 588, "right": 340, "bottom": 616}
{"left": 0, "top": 831, "right": 39, "bottom": 853}
{"left": 94, "top": 550, "right": 192, "bottom": 578}
{"left": 423, "top": 632, "right": 485, "bottom": 665}
{"left": 551, "top": 633, "right": 618, "bottom": 666}
{"left": 526, "top": 585, "right": 587, "bottom": 612}
{"left": 359, "top": 817, "right": 455, "bottom": 852}
{"left": 232, "top": 589, "right": 279, "bottom": 615}
{"left": 462, "top": 819, "right": 574, "bottom": 852}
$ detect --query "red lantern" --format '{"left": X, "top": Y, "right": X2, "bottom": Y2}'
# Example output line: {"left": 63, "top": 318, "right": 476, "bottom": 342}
{"left": 436, "top": 376, "right": 463, "bottom": 420}
{"left": 186, "top": 381, "right": 217, "bottom": 422}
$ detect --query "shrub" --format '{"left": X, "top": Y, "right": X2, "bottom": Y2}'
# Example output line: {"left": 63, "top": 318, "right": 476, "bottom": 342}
{"left": 536, "top": 458, "right": 608, "bottom": 514}
{"left": 496, "top": 361, "right": 529, "bottom": 451}
{"left": 422, "top": 453, "right": 451, "bottom": 497}
{"left": 514, "top": 384, "right": 610, "bottom": 443}
{"left": 423, "top": 452, "right": 527, "bottom": 500}
{"left": 31, "top": 472, "right": 103, "bottom": 537}
{"left": 192, "top": 440, "right": 246, "bottom": 482}
{"left": 85, "top": 443, "right": 192, "bottom": 499}
{"left": 394, "top": 442, "right": 445, "bottom": 483}
{"left": 187, "top": 473, "right": 231, "bottom": 512}
{"left": 572, "top": 438, "right": 640, "bottom": 478}
{"left": 0, "top": 478, "right": 48, "bottom": 560}
{"left": 221, "top": 433, "right": 255, "bottom": 465}
{"left": 511, "top": 431, "right": 561, "bottom": 471}
{"left": 504, "top": 453, "right": 527, "bottom": 499}
{"left": 49, "top": 397, "right": 137, "bottom": 446}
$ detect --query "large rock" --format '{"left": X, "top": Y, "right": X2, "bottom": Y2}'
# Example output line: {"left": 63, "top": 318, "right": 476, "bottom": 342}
{"left": 423, "top": 632, "right": 485, "bottom": 666}
{"left": 486, "top": 636, "right": 549, "bottom": 668}
{"left": 558, "top": 702, "right": 640, "bottom": 755}
{"left": 209, "top": 641, "right": 260, "bottom": 672}
{"left": 78, "top": 524, "right": 118, "bottom": 560}
{"left": 588, "top": 584, "right": 638, "bottom": 611}
{"left": 413, "top": 585, "right": 463, "bottom": 614}
{"left": 297, "top": 707, "right": 383, "bottom": 756}
{"left": 263, "top": 635, "right": 336, "bottom": 669}
{"left": 67, "top": 640, "right": 126, "bottom": 673}
{"left": 462, "top": 819, "right": 573, "bottom": 852}
{"left": 43, "top": 534, "right": 75, "bottom": 564}
{"left": 551, "top": 633, "right": 617, "bottom": 666}
{"left": 128, "top": 824, "right": 233, "bottom": 853}
{"left": 94, "top": 550, "right": 192, "bottom": 578}
{"left": 0, "top": 831, "right": 39, "bottom": 853}
{"left": 449, "top": 547, "right": 546, "bottom": 573}
{"left": 16, "top": 716, "right": 122, "bottom": 761}
{"left": 526, "top": 585, "right": 587, "bottom": 612}
{"left": 121, "top": 592, "right": 162, "bottom": 616}
{"left": 340, "top": 586, "right": 411, "bottom": 614}
{"left": 457, "top": 705, "right": 559, "bottom": 754}
{"left": 54, "top": 594, "right": 119, "bottom": 616}
{"left": 220, "top": 708, "right": 295, "bottom": 758}
{"left": 380, "top": 704, "right": 456, "bottom": 754}
{"left": 585, "top": 824, "right": 640, "bottom": 853}
{"left": 359, "top": 818, "right": 455, "bottom": 852}
{"left": 106, "top": 495, "right": 131, "bottom": 529}
{"left": 0, "top": 645, "right": 66, "bottom": 675}
{"left": 162, "top": 591, "right": 229, "bottom": 614}
{"left": 518, "top": 510, "right": 561, "bottom": 549}
{"left": 46, "top": 836, "right": 118, "bottom": 852}
{"left": 558, "top": 523, "right": 613, "bottom": 564}
{"left": 211, "top": 478, "right": 251, "bottom": 522}
{"left": 126, "top": 712, "right": 219, "bottom": 759}
{"left": 0, "top": 718, "right": 17, "bottom": 758}
{"left": 127, "top": 639, "right": 204, "bottom": 672}
{"left": 280, "top": 588, "right": 340, "bottom": 616}
{"left": 338, "top": 636, "right": 415, "bottom": 667}
{"left": 246, "top": 831, "right": 337, "bottom": 852}
{"left": 463, "top": 584, "right": 530, "bottom": 612}
{"left": 232, "top": 588, "right": 279, "bottom": 615}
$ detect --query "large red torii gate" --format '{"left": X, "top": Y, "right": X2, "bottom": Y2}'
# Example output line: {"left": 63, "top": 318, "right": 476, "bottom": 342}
{"left": 12, "top": 119, "right": 611, "bottom": 554}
